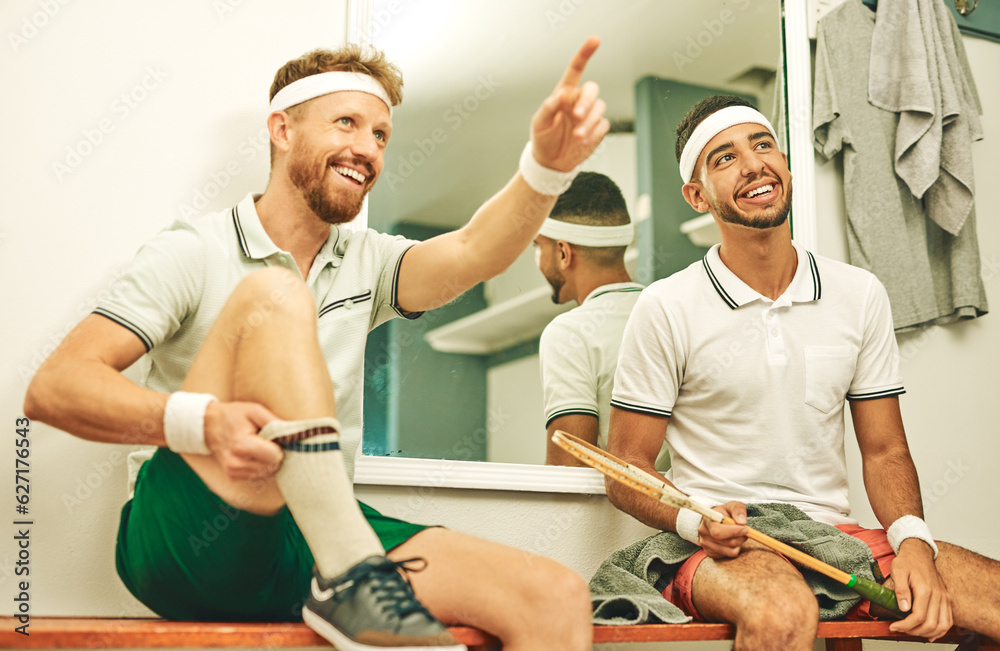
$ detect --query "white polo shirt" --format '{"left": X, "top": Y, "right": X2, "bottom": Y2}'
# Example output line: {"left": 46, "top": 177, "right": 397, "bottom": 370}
{"left": 611, "top": 242, "right": 904, "bottom": 525}
{"left": 95, "top": 193, "right": 419, "bottom": 482}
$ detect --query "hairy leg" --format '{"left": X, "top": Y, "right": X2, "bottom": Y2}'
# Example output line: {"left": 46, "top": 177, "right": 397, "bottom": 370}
{"left": 390, "top": 528, "right": 592, "bottom": 651}
{"left": 934, "top": 541, "right": 1000, "bottom": 640}
{"left": 181, "top": 267, "right": 337, "bottom": 513}
{"left": 691, "top": 543, "right": 819, "bottom": 651}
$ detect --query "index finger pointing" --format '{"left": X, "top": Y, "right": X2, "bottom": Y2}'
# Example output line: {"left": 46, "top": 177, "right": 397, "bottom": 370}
{"left": 556, "top": 35, "right": 600, "bottom": 90}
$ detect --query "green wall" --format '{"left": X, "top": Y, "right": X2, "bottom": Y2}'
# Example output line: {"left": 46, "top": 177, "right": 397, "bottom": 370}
{"left": 363, "top": 223, "right": 488, "bottom": 460}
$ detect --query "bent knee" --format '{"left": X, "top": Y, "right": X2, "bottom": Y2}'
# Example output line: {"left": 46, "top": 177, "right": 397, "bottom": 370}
{"left": 518, "top": 558, "right": 592, "bottom": 628}
{"left": 512, "top": 560, "right": 591, "bottom": 649}
{"left": 232, "top": 268, "right": 315, "bottom": 320}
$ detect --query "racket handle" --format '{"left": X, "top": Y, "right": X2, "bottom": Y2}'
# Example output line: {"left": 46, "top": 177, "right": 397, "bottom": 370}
{"left": 848, "top": 575, "right": 906, "bottom": 618}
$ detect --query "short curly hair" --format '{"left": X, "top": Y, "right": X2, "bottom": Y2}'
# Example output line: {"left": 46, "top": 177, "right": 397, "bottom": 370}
{"left": 268, "top": 45, "right": 404, "bottom": 164}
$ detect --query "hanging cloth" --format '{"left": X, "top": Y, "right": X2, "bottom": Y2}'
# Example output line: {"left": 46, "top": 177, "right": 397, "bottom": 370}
{"left": 868, "top": 0, "right": 983, "bottom": 236}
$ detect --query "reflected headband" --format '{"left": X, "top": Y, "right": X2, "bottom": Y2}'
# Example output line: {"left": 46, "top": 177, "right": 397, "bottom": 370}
{"left": 538, "top": 219, "right": 634, "bottom": 247}
{"left": 678, "top": 106, "right": 777, "bottom": 183}
{"left": 269, "top": 71, "right": 393, "bottom": 116}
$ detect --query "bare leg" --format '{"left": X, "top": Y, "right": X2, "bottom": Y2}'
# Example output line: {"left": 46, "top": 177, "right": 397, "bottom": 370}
{"left": 934, "top": 542, "right": 1000, "bottom": 640}
{"left": 181, "top": 266, "right": 338, "bottom": 513}
{"left": 390, "top": 528, "right": 593, "bottom": 651}
{"left": 691, "top": 543, "right": 819, "bottom": 651}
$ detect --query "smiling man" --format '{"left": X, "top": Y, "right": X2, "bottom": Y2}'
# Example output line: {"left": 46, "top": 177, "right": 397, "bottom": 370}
{"left": 604, "top": 96, "right": 1000, "bottom": 650}
{"left": 25, "top": 42, "right": 608, "bottom": 651}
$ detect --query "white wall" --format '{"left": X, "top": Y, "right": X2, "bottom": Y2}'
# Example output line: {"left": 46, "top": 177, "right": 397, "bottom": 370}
{"left": 1, "top": 0, "right": 349, "bottom": 617}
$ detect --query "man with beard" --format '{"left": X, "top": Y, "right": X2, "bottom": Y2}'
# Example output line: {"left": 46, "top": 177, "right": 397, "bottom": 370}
{"left": 532, "top": 172, "right": 667, "bottom": 470}
{"left": 24, "top": 41, "right": 609, "bottom": 651}
{"left": 604, "top": 96, "right": 1000, "bottom": 650}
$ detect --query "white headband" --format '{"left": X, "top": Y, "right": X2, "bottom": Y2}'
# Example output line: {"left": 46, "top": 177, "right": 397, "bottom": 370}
{"left": 678, "top": 106, "right": 778, "bottom": 183}
{"left": 269, "top": 71, "right": 393, "bottom": 116}
{"left": 538, "top": 219, "right": 634, "bottom": 247}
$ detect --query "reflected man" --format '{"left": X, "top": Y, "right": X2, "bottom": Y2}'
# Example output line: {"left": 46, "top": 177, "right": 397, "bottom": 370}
{"left": 535, "top": 172, "right": 668, "bottom": 470}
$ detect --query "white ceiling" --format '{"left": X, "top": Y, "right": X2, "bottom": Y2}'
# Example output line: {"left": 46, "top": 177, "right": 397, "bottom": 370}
{"left": 368, "top": 0, "right": 782, "bottom": 230}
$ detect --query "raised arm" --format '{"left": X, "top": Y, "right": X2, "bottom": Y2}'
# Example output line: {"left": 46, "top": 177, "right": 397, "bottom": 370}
{"left": 396, "top": 37, "right": 610, "bottom": 313}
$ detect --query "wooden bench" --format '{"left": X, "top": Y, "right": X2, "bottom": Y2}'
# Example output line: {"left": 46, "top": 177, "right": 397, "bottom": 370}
{"left": 2, "top": 617, "right": 998, "bottom": 649}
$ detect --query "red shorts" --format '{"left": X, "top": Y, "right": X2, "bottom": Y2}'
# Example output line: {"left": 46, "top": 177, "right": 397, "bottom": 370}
{"left": 661, "top": 524, "right": 895, "bottom": 621}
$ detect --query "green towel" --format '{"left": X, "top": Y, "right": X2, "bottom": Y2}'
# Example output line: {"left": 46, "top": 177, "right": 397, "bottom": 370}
{"left": 590, "top": 503, "right": 884, "bottom": 624}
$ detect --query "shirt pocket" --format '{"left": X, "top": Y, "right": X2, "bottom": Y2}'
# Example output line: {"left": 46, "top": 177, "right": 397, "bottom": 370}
{"left": 803, "top": 345, "right": 855, "bottom": 414}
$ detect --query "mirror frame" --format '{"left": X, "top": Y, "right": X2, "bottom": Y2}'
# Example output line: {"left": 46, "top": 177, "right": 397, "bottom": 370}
{"left": 352, "top": 0, "right": 817, "bottom": 492}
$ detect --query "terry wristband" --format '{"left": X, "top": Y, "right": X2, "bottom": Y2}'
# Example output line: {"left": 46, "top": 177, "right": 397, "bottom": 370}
{"left": 887, "top": 515, "right": 939, "bottom": 559}
{"left": 163, "top": 391, "right": 218, "bottom": 455}
{"left": 675, "top": 504, "right": 707, "bottom": 545}
{"left": 518, "top": 141, "right": 578, "bottom": 195}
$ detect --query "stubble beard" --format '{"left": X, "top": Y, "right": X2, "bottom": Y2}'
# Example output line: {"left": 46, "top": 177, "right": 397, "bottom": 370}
{"left": 716, "top": 177, "right": 793, "bottom": 231}
{"left": 545, "top": 268, "right": 566, "bottom": 304}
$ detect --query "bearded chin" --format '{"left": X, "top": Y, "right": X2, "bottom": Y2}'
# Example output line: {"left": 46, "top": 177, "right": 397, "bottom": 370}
{"left": 546, "top": 273, "right": 565, "bottom": 304}
{"left": 716, "top": 180, "right": 793, "bottom": 230}
{"left": 289, "top": 158, "right": 367, "bottom": 225}
{"left": 304, "top": 186, "right": 365, "bottom": 225}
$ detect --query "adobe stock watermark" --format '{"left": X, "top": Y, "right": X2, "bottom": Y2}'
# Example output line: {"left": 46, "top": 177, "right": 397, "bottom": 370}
{"left": 381, "top": 74, "right": 503, "bottom": 192}
{"left": 52, "top": 64, "right": 169, "bottom": 182}
{"left": 672, "top": 0, "right": 751, "bottom": 73}
{"left": 17, "top": 266, "right": 131, "bottom": 386}
{"left": 922, "top": 459, "right": 970, "bottom": 513}
{"left": 178, "top": 126, "right": 269, "bottom": 218}
{"left": 213, "top": 0, "right": 246, "bottom": 21}
{"left": 400, "top": 404, "right": 513, "bottom": 517}
{"left": 7, "top": 0, "right": 72, "bottom": 53}
{"left": 360, "top": 0, "right": 405, "bottom": 43}
{"left": 543, "top": 0, "right": 590, "bottom": 31}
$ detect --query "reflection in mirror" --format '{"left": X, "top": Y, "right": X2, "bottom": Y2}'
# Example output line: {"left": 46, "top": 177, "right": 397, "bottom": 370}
{"left": 363, "top": 0, "right": 782, "bottom": 465}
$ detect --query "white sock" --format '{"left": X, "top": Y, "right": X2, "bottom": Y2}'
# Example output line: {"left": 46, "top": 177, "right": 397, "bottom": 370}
{"left": 260, "top": 417, "right": 384, "bottom": 578}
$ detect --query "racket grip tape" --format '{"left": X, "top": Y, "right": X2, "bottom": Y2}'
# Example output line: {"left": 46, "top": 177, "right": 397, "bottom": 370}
{"left": 848, "top": 575, "right": 906, "bottom": 618}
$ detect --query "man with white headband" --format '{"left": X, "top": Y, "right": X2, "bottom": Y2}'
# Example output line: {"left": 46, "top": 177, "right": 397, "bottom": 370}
{"left": 25, "top": 41, "right": 609, "bottom": 650}
{"left": 604, "top": 96, "right": 1000, "bottom": 649}
{"left": 534, "top": 172, "right": 668, "bottom": 470}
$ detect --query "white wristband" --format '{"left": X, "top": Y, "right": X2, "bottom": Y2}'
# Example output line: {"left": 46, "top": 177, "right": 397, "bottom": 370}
{"left": 518, "top": 141, "right": 578, "bottom": 195}
{"left": 163, "top": 392, "right": 218, "bottom": 455}
{"left": 675, "top": 507, "right": 705, "bottom": 545}
{"left": 887, "top": 515, "right": 939, "bottom": 559}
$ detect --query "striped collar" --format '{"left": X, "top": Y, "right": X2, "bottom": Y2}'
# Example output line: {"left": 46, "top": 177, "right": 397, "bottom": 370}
{"left": 583, "top": 281, "right": 645, "bottom": 304}
{"left": 702, "top": 241, "right": 821, "bottom": 310}
{"left": 231, "top": 193, "right": 342, "bottom": 268}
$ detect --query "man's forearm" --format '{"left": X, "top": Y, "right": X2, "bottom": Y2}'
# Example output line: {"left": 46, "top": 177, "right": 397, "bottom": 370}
{"left": 397, "top": 175, "right": 558, "bottom": 313}
{"left": 862, "top": 446, "right": 925, "bottom": 528}
{"left": 459, "top": 174, "right": 558, "bottom": 281}
{"left": 851, "top": 397, "right": 925, "bottom": 528}
{"left": 25, "top": 357, "right": 168, "bottom": 447}
{"left": 605, "top": 470, "right": 682, "bottom": 533}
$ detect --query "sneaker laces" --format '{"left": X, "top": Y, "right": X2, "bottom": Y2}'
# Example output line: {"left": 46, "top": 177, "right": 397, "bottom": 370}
{"left": 353, "top": 557, "right": 433, "bottom": 623}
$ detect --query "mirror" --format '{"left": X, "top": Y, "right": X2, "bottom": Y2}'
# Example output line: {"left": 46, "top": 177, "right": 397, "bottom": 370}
{"left": 362, "top": 0, "right": 783, "bottom": 465}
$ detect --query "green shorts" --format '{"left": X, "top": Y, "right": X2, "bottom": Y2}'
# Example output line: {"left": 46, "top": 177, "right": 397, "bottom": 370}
{"left": 115, "top": 448, "right": 430, "bottom": 621}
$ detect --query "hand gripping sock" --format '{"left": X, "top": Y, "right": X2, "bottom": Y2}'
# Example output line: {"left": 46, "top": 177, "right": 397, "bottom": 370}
{"left": 260, "top": 417, "right": 384, "bottom": 578}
